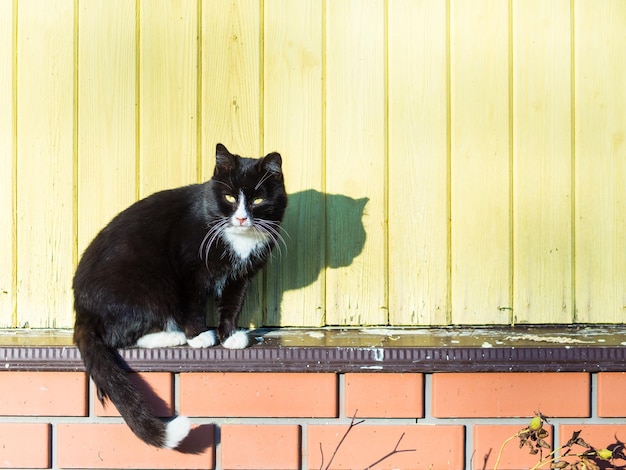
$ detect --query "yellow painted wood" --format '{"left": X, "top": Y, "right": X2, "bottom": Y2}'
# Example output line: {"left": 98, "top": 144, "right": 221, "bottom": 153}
{"left": 16, "top": 0, "right": 75, "bottom": 328}
{"left": 201, "top": 0, "right": 263, "bottom": 328}
{"left": 450, "top": 0, "right": 511, "bottom": 324}
{"left": 512, "top": 0, "right": 573, "bottom": 323}
{"left": 325, "top": 0, "right": 387, "bottom": 325}
{"left": 0, "top": 0, "right": 15, "bottom": 326}
{"left": 263, "top": 0, "right": 324, "bottom": 326}
{"left": 388, "top": 0, "right": 449, "bottom": 325}
{"left": 3, "top": 1, "right": 626, "bottom": 329}
{"left": 77, "top": 0, "right": 137, "bottom": 255}
{"left": 201, "top": 0, "right": 261, "bottom": 174}
{"left": 574, "top": 0, "right": 626, "bottom": 322}
{"left": 138, "top": 0, "right": 198, "bottom": 198}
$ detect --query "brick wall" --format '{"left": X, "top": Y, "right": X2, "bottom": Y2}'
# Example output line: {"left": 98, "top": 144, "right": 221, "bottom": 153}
{"left": 1, "top": 371, "right": 626, "bottom": 469}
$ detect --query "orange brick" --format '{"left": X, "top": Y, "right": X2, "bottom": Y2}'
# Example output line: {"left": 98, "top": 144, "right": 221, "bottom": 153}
{"left": 345, "top": 373, "right": 423, "bottom": 418}
{"left": 474, "top": 424, "right": 554, "bottom": 470}
{"left": 221, "top": 425, "right": 300, "bottom": 470}
{"left": 559, "top": 425, "right": 626, "bottom": 467}
{"left": 180, "top": 372, "right": 337, "bottom": 417}
{"left": 308, "top": 424, "right": 465, "bottom": 470}
{"left": 432, "top": 372, "right": 590, "bottom": 418}
{"left": 93, "top": 372, "right": 173, "bottom": 417}
{"left": 0, "top": 423, "right": 50, "bottom": 468}
{"left": 0, "top": 371, "right": 87, "bottom": 416}
{"left": 598, "top": 372, "right": 626, "bottom": 417}
{"left": 56, "top": 423, "right": 215, "bottom": 469}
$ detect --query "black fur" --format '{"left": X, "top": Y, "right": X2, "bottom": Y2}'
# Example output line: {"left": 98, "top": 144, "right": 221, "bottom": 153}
{"left": 73, "top": 144, "right": 287, "bottom": 448}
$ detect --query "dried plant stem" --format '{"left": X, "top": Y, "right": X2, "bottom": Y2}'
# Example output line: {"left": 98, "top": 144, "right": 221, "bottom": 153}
{"left": 320, "top": 411, "right": 365, "bottom": 470}
{"left": 528, "top": 447, "right": 571, "bottom": 470}
{"left": 362, "top": 432, "right": 416, "bottom": 470}
{"left": 319, "top": 412, "right": 416, "bottom": 470}
{"left": 493, "top": 431, "right": 523, "bottom": 470}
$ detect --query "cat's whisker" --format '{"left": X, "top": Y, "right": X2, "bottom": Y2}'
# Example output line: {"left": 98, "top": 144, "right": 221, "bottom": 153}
{"left": 199, "top": 218, "right": 230, "bottom": 267}
{"left": 255, "top": 225, "right": 281, "bottom": 258}
{"left": 214, "top": 180, "right": 233, "bottom": 191}
{"left": 254, "top": 170, "right": 272, "bottom": 190}
{"left": 259, "top": 219, "right": 290, "bottom": 240}
{"left": 255, "top": 219, "right": 288, "bottom": 256}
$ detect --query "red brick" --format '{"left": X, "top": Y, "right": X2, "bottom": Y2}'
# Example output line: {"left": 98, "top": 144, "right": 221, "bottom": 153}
{"left": 432, "top": 372, "right": 590, "bottom": 418}
{"left": 308, "top": 424, "right": 465, "bottom": 470}
{"left": 0, "top": 371, "right": 87, "bottom": 416}
{"left": 221, "top": 425, "right": 300, "bottom": 470}
{"left": 345, "top": 373, "right": 423, "bottom": 418}
{"left": 93, "top": 372, "right": 173, "bottom": 417}
{"left": 474, "top": 424, "right": 554, "bottom": 470}
{"left": 0, "top": 423, "right": 50, "bottom": 468}
{"left": 598, "top": 372, "right": 626, "bottom": 417}
{"left": 56, "top": 423, "right": 215, "bottom": 469}
{"left": 559, "top": 425, "right": 626, "bottom": 467}
{"left": 180, "top": 372, "right": 337, "bottom": 417}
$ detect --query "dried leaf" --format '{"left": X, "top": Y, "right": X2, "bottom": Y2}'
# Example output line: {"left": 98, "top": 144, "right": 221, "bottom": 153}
{"left": 566, "top": 430, "right": 582, "bottom": 447}
{"left": 575, "top": 437, "right": 591, "bottom": 449}
{"left": 538, "top": 439, "right": 552, "bottom": 450}
{"left": 578, "top": 456, "right": 600, "bottom": 470}
{"left": 550, "top": 461, "right": 569, "bottom": 469}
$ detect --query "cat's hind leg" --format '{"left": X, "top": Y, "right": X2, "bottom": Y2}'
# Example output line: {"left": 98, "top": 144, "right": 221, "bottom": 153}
{"left": 135, "top": 319, "right": 187, "bottom": 348}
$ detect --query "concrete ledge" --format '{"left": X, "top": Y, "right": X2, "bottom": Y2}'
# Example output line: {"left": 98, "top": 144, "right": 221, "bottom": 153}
{"left": 1, "top": 325, "right": 625, "bottom": 372}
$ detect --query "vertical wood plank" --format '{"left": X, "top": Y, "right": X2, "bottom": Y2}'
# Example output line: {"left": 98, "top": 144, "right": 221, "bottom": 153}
{"left": 201, "top": 0, "right": 263, "bottom": 328}
{"left": 0, "top": 0, "right": 15, "bottom": 326}
{"left": 575, "top": 0, "right": 626, "bottom": 322}
{"left": 512, "top": 0, "right": 573, "bottom": 323}
{"left": 388, "top": 0, "right": 449, "bottom": 325}
{"left": 16, "top": 0, "right": 75, "bottom": 327}
{"left": 139, "top": 0, "right": 197, "bottom": 197}
{"left": 325, "top": 0, "right": 387, "bottom": 325}
{"left": 264, "top": 0, "right": 324, "bottom": 326}
{"left": 77, "top": 0, "right": 137, "bottom": 255}
{"left": 201, "top": 0, "right": 261, "bottom": 170}
{"left": 450, "top": 0, "right": 511, "bottom": 324}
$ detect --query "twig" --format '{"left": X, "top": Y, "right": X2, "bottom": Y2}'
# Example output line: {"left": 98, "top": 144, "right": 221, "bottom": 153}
{"left": 320, "top": 410, "right": 365, "bottom": 470}
{"left": 493, "top": 431, "right": 523, "bottom": 470}
{"left": 362, "top": 432, "right": 417, "bottom": 470}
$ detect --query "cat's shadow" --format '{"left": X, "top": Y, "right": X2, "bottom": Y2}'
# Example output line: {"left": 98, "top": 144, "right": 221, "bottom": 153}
{"left": 268, "top": 189, "right": 368, "bottom": 294}
{"left": 217, "top": 189, "right": 369, "bottom": 327}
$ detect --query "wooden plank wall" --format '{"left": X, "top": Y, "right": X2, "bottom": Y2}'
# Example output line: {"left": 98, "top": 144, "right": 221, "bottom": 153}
{"left": 0, "top": 0, "right": 624, "bottom": 328}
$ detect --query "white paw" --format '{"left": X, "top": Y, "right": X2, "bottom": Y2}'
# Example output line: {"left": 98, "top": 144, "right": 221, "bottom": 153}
{"left": 163, "top": 415, "right": 191, "bottom": 449}
{"left": 187, "top": 330, "right": 218, "bottom": 348}
{"left": 136, "top": 331, "right": 187, "bottom": 348}
{"left": 222, "top": 330, "right": 249, "bottom": 349}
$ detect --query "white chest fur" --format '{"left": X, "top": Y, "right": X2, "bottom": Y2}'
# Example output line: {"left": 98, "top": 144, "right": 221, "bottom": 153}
{"left": 223, "top": 227, "right": 268, "bottom": 259}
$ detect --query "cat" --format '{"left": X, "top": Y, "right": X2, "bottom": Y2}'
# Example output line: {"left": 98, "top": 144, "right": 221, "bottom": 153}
{"left": 72, "top": 143, "right": 287, "bottom": 449}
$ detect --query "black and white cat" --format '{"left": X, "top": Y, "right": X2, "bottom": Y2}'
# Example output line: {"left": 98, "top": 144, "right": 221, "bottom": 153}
{"left": 73, "top": 144, "right": 287, "bottom": 449}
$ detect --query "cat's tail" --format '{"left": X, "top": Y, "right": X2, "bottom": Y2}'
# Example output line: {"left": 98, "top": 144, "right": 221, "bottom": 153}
{"left": 74, "top": 318, "right": 190, "bottom": 449}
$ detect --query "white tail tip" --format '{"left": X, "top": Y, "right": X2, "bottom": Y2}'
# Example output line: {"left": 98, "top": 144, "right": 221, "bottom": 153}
{"left": 163, "top": 415, "right": 191, "bottom": 449}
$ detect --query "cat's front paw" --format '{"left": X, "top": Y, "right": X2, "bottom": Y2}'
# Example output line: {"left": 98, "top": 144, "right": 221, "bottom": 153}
{"left": 187, "top": 330, "right": 218, "bottom": 348}
{"left": 222, "top": 330, "right": 249, "bottom": 349}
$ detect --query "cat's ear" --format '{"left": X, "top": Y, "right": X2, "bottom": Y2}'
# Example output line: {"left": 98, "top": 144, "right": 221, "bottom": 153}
{"left": 260, "top": 152, "right": 283, "bottom": 176}
{"left": 214, "top": 143, "right": 238, "bottom": 175}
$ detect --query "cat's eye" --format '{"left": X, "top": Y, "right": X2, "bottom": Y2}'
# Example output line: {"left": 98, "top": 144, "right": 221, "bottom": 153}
{"left": 224, "top": 194, "right": 237, "bottom": 204}
{"left": 252, "top": 198, "right": 264, "bottom": 205}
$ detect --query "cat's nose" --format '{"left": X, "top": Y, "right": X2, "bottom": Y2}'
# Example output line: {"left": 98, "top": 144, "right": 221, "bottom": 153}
{"left": 236, "top": 217, "right": 247, "bottom": 225}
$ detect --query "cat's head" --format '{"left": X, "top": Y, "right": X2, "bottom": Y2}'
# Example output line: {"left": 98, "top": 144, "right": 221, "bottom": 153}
{"left": 202, "top": 144, "right": 288, "bottom": 260}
